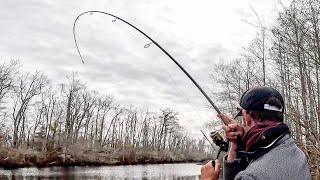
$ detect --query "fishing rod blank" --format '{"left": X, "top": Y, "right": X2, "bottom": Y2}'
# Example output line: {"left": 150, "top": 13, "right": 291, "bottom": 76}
{"left": 73, "top": 11, "right": 228, "bottom": 125}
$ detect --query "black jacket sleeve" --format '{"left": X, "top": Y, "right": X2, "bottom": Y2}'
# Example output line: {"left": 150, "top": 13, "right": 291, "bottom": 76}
{"left": 223, "top": 155, "right": 243, "bottom": 180}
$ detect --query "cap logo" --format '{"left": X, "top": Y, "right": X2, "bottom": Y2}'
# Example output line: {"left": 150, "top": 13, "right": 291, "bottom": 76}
{"left": 264, "top": 104, "right": 282, "bottom": 112}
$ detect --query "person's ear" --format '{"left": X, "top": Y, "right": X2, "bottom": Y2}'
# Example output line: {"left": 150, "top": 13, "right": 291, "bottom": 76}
{"left": 243, "top": 110, "right": 254, "bottom": 127}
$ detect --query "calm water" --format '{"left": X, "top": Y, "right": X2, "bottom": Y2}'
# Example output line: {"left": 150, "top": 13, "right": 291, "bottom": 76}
{"left": 0, "top": 163, "right": 202, "bottom": 180}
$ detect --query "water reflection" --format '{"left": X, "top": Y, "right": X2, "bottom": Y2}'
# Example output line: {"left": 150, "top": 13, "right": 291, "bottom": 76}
{"left": 0, "top": 163, "right": 202, "bottom": 180}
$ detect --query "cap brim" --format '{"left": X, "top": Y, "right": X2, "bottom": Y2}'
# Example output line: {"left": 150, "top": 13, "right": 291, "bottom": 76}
{"left": 234, "top": 108, "right": 243, "bottom": 118}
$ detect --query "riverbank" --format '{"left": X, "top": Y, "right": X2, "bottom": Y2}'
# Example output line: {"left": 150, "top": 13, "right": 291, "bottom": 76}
{"left": 0, "top": 145, "right": 211, "bottom": 169}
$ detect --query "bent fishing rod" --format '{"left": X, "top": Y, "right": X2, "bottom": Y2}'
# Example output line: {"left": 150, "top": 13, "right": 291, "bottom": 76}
{"left": 73, "top": 11, "right": 228, "bottom": 125}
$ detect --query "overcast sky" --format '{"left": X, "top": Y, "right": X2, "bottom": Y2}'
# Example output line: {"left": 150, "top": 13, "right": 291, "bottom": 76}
{"left": 0, "top": 0, "right": 287, "bottom": 137}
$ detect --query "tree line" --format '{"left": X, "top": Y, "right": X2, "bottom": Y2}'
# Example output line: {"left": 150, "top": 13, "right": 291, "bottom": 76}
{"left": 211, "top": 0, "right": 319, "bottom": 178}
{"left": 0, "top": 60, "right": 211, "bottom": 166}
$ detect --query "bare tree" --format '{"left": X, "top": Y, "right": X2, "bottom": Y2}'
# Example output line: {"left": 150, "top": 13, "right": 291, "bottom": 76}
{"left": 59, "top": 72, "right": 85, "bottom": 145}
{"left": 12, "top": 71, "right": 49, "bottom": 147}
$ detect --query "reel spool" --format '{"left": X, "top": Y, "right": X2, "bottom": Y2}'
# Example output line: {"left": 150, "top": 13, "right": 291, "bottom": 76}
{"left": 210, "top": 131, "right": 229, "bottom": 152}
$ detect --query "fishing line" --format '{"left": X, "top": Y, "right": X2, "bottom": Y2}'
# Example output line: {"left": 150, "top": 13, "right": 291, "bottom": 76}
{"left": 74, "top": 11, "right": 219, "bottom": 153}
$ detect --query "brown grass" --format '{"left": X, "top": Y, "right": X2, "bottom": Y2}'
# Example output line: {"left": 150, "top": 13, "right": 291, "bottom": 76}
{"left": 0, "top": 143, "right": 210, "bottom": 169}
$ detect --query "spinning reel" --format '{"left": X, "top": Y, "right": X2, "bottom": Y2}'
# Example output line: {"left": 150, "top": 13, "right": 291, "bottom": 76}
{"left": 210, "top": 130, "right": 229, "bottom": 159}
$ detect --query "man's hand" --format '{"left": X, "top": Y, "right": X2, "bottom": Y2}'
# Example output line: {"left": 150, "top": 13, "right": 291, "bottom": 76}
{"left": 217, "top": 113, "right": 245, "bottom": 162}
{"left": 218, "top": 114, "right": 244, "bottom": 144}
{"left": 201, "top": 159, "right": 221, "bottom": 180}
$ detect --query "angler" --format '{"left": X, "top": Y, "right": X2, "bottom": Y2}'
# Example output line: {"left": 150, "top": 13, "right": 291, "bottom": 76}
{"left": 201, "top": 86, "right": 311, "bottom": 180}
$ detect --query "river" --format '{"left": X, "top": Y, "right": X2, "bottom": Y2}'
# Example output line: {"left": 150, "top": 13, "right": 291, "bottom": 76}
{"left": 0, "top": 163, "right": 203, "bottom": 180}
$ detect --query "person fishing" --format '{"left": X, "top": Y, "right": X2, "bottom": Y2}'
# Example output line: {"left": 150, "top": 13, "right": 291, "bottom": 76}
{"left": 201, "top": 86, "right": 311, "bottom": 180}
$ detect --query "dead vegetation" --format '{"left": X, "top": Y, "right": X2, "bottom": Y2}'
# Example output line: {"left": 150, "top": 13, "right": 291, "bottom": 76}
{"left": 0, "top": 143, "right": 211, "bottom": 169}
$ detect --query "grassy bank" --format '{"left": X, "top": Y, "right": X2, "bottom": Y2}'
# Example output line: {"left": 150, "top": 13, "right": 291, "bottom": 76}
{"left": 0, "top": 144, "right": 211, "bottom": 169}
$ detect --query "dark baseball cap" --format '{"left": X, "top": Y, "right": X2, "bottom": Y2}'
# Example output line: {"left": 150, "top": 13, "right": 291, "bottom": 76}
{"left": 235, "top": 86, "right": 285, "bottom": 117}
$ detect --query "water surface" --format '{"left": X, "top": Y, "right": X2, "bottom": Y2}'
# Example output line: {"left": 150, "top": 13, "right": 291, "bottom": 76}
{"left": 0, "top": 163, "right": 202, "bottom": 180}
